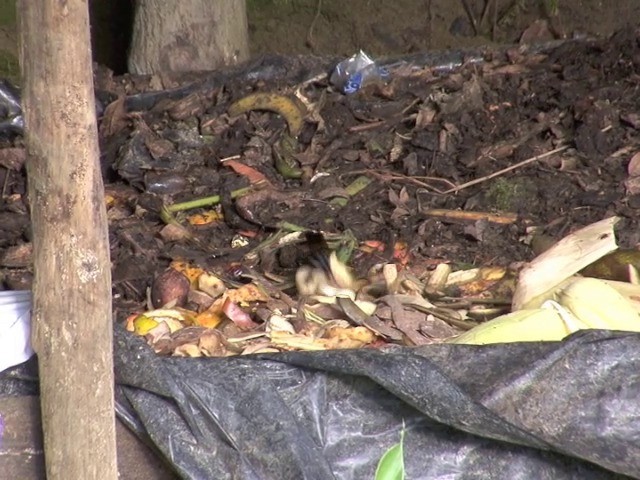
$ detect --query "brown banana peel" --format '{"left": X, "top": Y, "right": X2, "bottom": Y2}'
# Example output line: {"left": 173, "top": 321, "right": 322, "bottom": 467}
{"left": 228, "top": 92, "right": 307, "bottom": 137}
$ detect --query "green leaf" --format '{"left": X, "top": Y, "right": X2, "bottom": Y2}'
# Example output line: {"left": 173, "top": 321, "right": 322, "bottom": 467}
{"left": 375, "top": 430, "right": 405, "bottom": 480}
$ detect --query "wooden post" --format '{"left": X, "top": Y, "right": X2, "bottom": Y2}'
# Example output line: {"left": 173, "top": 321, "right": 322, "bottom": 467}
{"left": 17, "top": 1, "right": 118, "bottom": 479}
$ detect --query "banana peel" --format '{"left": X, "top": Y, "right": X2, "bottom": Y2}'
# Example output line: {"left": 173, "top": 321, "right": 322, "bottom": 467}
{"left": 555, "top": 277, "right": 640, "bottom": 331}
{"left": 228, "top": 92, "right": 307, "bottom": 137}
{"left": 447, "top": 308, "right": 570, "bottom": 345}
{"left": 512, "top": 216, "right": 619, "bottom": 310}
{"left": 450, "top": 277, "right": 640, "bottom": 345}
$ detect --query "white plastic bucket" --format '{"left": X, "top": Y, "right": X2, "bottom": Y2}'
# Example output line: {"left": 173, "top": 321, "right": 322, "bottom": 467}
{"left": 0, "top": 290, "right": 34, "bottom": 373}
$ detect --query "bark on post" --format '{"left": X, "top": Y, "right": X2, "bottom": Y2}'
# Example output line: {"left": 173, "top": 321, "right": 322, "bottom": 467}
{"left": 129, "top": 0, "right": 250, "bottom": 74}
{"left": 17, "top": 1, "right": 118, "bottom": 479}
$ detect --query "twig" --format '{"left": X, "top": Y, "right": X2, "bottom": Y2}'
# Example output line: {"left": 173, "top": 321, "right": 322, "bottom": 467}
{"left": 443, "top": 145, "right": 569, "bottom": 194}
{"left": 348, "top": 121, "right": 387, "bottom": 133}
{"left": 421, "top": 208, "right": 518, "bottom": 225}
{"left": 305, "top": 0, "right": 323, "bottom": 52}
{"left": 1, "top": 168, "right": 9, "bottom": 200}
{"left": 347, "top": 169, "right": 456, "bottom": 193}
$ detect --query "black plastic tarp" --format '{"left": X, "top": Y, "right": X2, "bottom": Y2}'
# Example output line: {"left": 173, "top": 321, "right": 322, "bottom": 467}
{"left": 109, "top": 327, "right": 639, "bottom": 479}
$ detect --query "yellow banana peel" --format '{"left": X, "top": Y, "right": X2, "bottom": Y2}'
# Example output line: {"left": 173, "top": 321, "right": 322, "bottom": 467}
{"left": 228, "top": 92, "right": 307, "bottom": 137}
{"left": 450, "top": 277, "right": 640, "bottom": 345}
{"left": 555, "top": 277, "right": 640, "bottom": 332}
{"left": 447, "top": 308, "right": 571, "bottom": 345}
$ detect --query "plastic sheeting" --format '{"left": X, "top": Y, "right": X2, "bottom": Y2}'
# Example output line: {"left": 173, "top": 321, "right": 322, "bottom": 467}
{"left": 111, "top": 326, "right": 639, "bottom": 479}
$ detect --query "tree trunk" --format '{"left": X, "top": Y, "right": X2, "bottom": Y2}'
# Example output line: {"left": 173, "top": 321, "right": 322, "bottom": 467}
{"left": 17, "top": 0, "right": 118, "bottom": 479}
{"left": 129, "top": 0, "right": 249, "bottom": 74}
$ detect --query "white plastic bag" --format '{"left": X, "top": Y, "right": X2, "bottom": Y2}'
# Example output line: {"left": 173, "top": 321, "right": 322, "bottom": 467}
{"left": 0, "top": 290, "right": 34, "bottom": 373}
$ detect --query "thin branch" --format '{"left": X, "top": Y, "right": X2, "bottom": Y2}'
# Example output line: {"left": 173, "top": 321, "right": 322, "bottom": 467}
{"left": 305, "top": 0, "right": 323, "bottom": 52}
{"left": 443, "top": 145, "right": 569, "bottom": 194}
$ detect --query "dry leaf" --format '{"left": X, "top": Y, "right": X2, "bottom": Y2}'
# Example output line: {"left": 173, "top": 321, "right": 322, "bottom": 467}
{"left": 188, "top": 289, "right": 215, "bottom": 311}
{"left": 625, "top": 176, "right": 640, "bottom": 196}
{"left": 100, "top": 95, "right": 128, "bottom": 137}
{"left": 173, "top": 344, "right": 202, "bottom": 357}
{"left": 145, "top": 321, "right": 173, "bottom": 345}
{"left": 0, "top": 147, "right": 26, "bottom": 171}
{"left": 415, "top": 106, "right": 437, "bottom": 129}
{"left": 389, "top": 302, "right": 431, "bottom": 346}
{"left": 143, "top": 131, "right": 175, "bottom": 160}
{"left": 269, "top": 331, "right": 327, "bottom": 351}
{"left": 266, "top": 314, "right": 296, "bottom": 334}
{"left": 241, "top": 342, "right": 280, "bottom": 355}
{"left": 0, "top": 243, "right": 33, "bottom": 268}
{"left": 199, "top": 330, "right": 227, "bottom": 357}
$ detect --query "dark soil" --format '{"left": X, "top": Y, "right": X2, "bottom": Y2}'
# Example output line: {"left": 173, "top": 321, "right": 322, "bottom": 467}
{"left": 1, "top": 24, "right": 640, "bottom": 346}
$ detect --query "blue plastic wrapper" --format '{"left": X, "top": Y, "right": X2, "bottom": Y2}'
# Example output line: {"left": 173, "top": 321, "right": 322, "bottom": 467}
{"left": 330, "top": 50, "right": 389, "bottom": 94}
